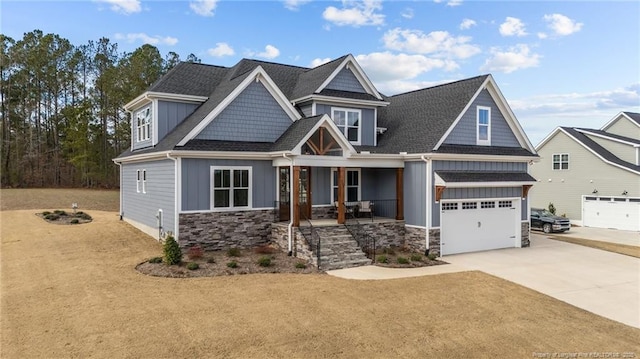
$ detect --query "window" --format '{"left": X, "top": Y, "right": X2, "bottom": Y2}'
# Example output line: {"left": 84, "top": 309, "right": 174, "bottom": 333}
{"left": 136, "top": 169, "right": 147, "bottom": 193}
{"left": 332, "top": 108, "right": 361, "bottom": 145}
{"left": 462, "top": 202, "right": 477, "bottom": 210}
{"left": 477, "top": 106, "right": 491, "bottom": 145}
{"left": 136, "top": 106, "right": 151, "bottom": 142}
{"left": 442, "top": 203, "right": 458, "bottom": 211}
{"left": 552, "top": 153, "right": 569, "bottom": 170}
{"left": 498, "top": 200, "right": 513, "bottom": 208}
{"left": 211, "top": 167, "right": 251, "bottom": 209}
{"left": 331, "top": 168, "right": 361, "bottom": 203}
{"left": 481, "top": 201, "right": 495, "bottom": 209}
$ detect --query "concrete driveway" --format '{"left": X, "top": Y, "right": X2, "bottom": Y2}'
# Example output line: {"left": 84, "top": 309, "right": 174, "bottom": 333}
{"left": 444, "top": 233, "right": 640, "bottom": 328}
{"left": 550, "top": 226, "right": 639, "bottom": 247}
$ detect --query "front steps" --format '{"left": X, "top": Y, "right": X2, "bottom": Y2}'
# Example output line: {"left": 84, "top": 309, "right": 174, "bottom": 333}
{"left": 302, "top": 225, "right": 371, "bottom": 271}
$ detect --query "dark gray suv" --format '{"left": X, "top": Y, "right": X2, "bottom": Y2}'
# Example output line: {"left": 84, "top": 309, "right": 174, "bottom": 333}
{"left": 531, "top": 208, "right": 571, "bottom": 233}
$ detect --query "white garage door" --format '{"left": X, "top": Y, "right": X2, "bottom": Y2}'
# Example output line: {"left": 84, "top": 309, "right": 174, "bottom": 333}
{"left": 583, "top": 196, "right": 640, "bottom": 231}
{"left": 441, "top": 198, "right": 520, "bottom": 255}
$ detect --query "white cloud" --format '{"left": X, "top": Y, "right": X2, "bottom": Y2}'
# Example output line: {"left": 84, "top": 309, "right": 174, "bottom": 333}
{"left": 401, "top": 8, "right": 414, "bottom": 19}
{"left": 249, "top": 45, "right": 280, "bottom": 59}
{"left": 114, "top": 33, "right": 178, "bottom": 46}
{"left": 207, "top": 42, "right": 234, "bottom": 57}
{"left": 499, "top": 17, "right": 527, "bottom": 37}
{"left": 190, "top": 0, "right": 218, "bottom": 17}
{"left": 459, "top": 18, "right": 476, "bottom": 30}
{"left": 433, "top": 0, "right": 463, "bottom": 6}
{"left": 543, "top": 13, "right": 583, "bottom": 36}
{"left": 537, "top": 32, "right": 548, "bottom": 39}
{"left": 322, "top": 0, "right": 385, "bottom": 27}
{"left": 283, "top": 0, "right": 311, "bottom": 11}
{"left": 480, "top": 44, "right": 541, "bottom": 73}
{"left": 382, "top": 28, "right": 481, "bottom": 59}
{"left": 310, "top": 58, "right": 332, "bottom": 68}
{"left": 355, "top": 52, "right": 458, "bottom": 83}
{"left": 96, "top": 0, "right": 141, "bottom": 14}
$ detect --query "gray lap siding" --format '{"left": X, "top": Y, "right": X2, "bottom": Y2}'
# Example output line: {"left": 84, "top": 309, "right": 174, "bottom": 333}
{"left": 121, "top": 159, "right": 176, "bottom": 237}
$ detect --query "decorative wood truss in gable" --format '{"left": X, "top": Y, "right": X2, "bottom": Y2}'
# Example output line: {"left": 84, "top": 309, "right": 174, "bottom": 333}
{"left": 302, "top": 127, "right": 342, "bottom": 155}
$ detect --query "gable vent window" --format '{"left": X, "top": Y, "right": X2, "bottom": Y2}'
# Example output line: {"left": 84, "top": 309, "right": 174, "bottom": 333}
{"left": 332, "top": 108, "right": 361, "bottom": 145}
{"left": 476, "top": 106, "right": 491, "bottom": 146}
{"left": 136, "top": 106, "right": 151, "bottom": 142}
{"left": 552, "top": 153, "right": 569, "bottom": 170}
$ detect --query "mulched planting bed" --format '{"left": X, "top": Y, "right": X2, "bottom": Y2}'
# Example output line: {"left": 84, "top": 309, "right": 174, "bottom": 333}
{"left": 36, "top": 210, "right": 93, "bottom": 225}
{"left": 372, "top": 249, "right": 447, "bottom": 268}
{"left": 137, "top": 246, "right": 322, "bottom": 277}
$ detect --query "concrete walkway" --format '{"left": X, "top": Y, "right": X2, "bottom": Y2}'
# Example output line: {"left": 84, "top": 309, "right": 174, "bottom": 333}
{"left": 550, "top": 226, "right": 639, "bottom": 247}
{"left": 328, "top": 234, "right": 640, "bottom": 329}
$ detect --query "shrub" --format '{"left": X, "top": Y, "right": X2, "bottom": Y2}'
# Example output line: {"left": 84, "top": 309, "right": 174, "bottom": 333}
{"left": 163, "top": 235, "right": 182, "bottom": 265}
{"left": 548, "top": 202, "right": 556, "bottom": 215}
{"left": 70, "top": 219, "right": 79, "bottom": 224}
{"left": 427, "top": 253, "right": 438, "bottom": 261}
{"left": 186, "top": 262, "right": 199, "bottom": 270}
{"left": 206, "top": 257, "right": 216, "bottom": 264}
{"left": 53, "top": 210, "right": 67, "bottom": 216}
{"left": 226, "top": 261, "right": 238, "bottom": 268}
{"left": 295, "top": 262, "right": 307, "bottom": 269}
{"left": 45, "top": 213, "right": 60, "bottom": 221}
{"left": 397, "top": 256, "right": 409, "bottom": 264}
{"left": 42, "top": 211, "right": 51, "bottom": 216}
{"left": 410, "top": 254, "right": 422, "bottom": 262}
{"left": 376, "top": 255, "right": 389, "bottom": 264}
{"left": 187, "top": 245, "right": 204, "bottom": 260}
{"left": 254, "top": 245, "right": 276, "bottom": 254}
{"left": 257, "top": 256, "right": 272, "bottom": 267}
{"left": 226, "top": 247, "right": 241, "bottom": 257}
{"left": 76, "top": 212, "right": 92, "bottom": 220}
{"left": 149, "top": 257, "right": 163, "bottom": 264}
{"left": 383, "top": 247, "right": 396, "bottom": 255}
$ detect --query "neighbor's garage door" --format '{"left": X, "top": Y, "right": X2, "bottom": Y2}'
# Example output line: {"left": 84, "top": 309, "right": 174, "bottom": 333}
{"left": 583, "top": 196, "right": 640, "bottom": 231}
{"left": 440, "top": 198, "right": 520, "bottom": 255}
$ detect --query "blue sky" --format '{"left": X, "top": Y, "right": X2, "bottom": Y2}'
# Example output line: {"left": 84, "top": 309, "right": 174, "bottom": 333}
{"left": 2, "top": 0, "right": 639, "bottom": 144}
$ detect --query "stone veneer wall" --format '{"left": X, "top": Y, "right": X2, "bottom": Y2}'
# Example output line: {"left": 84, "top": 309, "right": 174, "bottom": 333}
{"left": 361, "top": 221, "right": 405, "bottom": 249}
{"left": 311, "top": 205, "right": 336, "bottom": 219}
{"left": 179, "top": 210, "right": 273, "bottom": 250}
{"left": 521, "top": 222, "right": 530, "bottom": 248}
{"left": 404, "top": 227, "right": 441, "bottom": 256}
{"left": 271, "top": 224, "right": 314, "bottom": 262}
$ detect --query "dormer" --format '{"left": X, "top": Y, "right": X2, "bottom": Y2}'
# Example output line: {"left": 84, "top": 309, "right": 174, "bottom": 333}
{"left": 125, "top": 92, "right": 207, "bottom": 150}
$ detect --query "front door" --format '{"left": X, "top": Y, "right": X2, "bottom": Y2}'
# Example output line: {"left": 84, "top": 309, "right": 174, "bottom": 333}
{"left": 298, "top": 167, "right": 312, "bottom": 220}
{"left": 278, "top": 167, "right": 290, "bottom": 222}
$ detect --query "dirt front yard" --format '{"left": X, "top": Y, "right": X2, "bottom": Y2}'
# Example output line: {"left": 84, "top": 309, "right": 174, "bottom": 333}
{"left": 1, "top": 190, "right": 640, "bottom": 358}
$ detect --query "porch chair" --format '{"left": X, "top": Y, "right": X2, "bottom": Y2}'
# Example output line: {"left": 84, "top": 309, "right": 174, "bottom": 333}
{"left": 334, "top": 201, "right": 354, "bottom": 217}
{"left": 359, "top": 200, "right": 374, "bottom": 221}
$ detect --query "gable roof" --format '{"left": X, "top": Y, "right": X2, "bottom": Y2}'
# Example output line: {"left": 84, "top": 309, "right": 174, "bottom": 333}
{"left": 601, "top": 111, "right": 640, "bottom": 131}
{"left": 626, "top": 112, "right": 640, "bottom": 126}
{"left": 147, "top": 62, "right": 229, "bottom": 96}
{"left": 576, "top": 128, "right": 640, "bottom": 146}
{"left": 560, "top": 127, "right": 640, "bottom": 174}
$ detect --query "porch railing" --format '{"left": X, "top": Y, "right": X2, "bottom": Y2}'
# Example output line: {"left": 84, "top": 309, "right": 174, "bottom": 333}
{"left": 299, "top": 201, "right": 321, "bottom": 270}
{"left": 342, "top": 202, "right": 376, "bottom": 262}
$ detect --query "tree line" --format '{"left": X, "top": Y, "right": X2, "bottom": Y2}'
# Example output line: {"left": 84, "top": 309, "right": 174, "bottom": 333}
{"left": 1, "top": 30, "right": 202, "bottom": 188}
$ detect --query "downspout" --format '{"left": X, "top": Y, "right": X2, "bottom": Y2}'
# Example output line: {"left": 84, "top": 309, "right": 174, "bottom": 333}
{"left": 282, "top": 153, "right": 294, "bottom": 256}
{"left": 166, "top": 153, "right": 179, "bottom": 241}
{"left": 421, "top": 155, "right": 431, "bottom": 256}
{"left": 115, "top": 161, "right": 123, "bottom": 220}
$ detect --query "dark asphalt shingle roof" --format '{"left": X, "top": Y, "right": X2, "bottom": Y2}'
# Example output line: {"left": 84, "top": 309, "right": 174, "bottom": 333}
{"left": 434, "top": 144, "right": 537, "bottom": 157}
{"left": 179, "top": 139, "right": 274, "bottom": 152}
{"left": 318, "top": 89, "right": 381, "bottom": 101}
{"left": 148, "top": 62, "right": 229, "bottom": 96}
{"left": 624, "top": 112, "right": 640, "bottom": 126}
{"left": 576, "top": 128, "right": 640, "bottom": 145}
{"left": 562, "top": 127, "right": 640, "bottom": 173}
{"left": 374, "top": 75, "right": 490, "bottom": 154}
{"left": 436, "top": 171, "right": 537, "bottom": 183}
{"left": 272, "top": 116, "right": 323, "bottom": 151}
{"left": 290, "top": 55, "right": 348, "bottom": 100}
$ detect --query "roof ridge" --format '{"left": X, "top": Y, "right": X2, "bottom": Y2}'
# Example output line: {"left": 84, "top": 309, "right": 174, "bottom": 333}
{"left": 388, "top": 74, "right": 489, "bottom": 97}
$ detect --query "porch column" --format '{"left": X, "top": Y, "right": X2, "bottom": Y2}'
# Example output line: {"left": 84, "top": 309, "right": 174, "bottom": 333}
{"left": 293, "top": 166, "right": 300, "bottom": 227}
{"left": 337, "top": 167, "right": 345, "bottom": 224}
{"left": 396, "top": 167, "right": 404, "bottom": 220}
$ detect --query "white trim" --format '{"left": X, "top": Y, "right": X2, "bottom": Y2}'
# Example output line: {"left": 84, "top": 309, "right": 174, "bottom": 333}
{"left": 315, "top": 55, "right": 384, "bottom": 101}
{"left": 273, "top": 156, "right": 403, "bottom": 168}
{"left": 535, "top": 127, "right": 562, "bottom": 150}
{"left": 291, "top": 94, "right": 389, "bottom": 107}
{"left": 142, "top": 169, "right": 147, "bottom": 193}
{"left": 576, "top": 128, "right": 640, "bottom": 147}
{"left": 476, "top": 105, "right": 491, "bottom": 146}
{"left": 551, "top": 153, "right": 570, "bottom": 171}
{"left": 177, "top": 66, "right": 301, "bottom": 146}
{"left": 601, "top": 111, "right": 640, "bottom": 131}
{"left": 434, "top": 83, "right": 484, "bottom": 149}
{"left": 180, "top": 207, "right": 274, "bottom": 214}
{"left": 123, "top": 217, "right": 162, "bottom": 240}
{"left": 175, "top": 156, "right": 181, "bottom": 239}
{"left": 331, "top": 168, "right": 361, "bottom": 202}
{"left": 134, "top": 105, "right": 152, "bottom": 143}
{"left": 136, "top": 169, "right": 141, "bottom": 193}
{"left": 405, "top": 224, "right": 427, "bottom": 229}
{"left": 434, "top": 173, "right": 535, "bottom": 188}
{"left": 152, "top": 99, "right": 159, "bottom": 145}
{"left": 210, "top": 166, "right": 253, "bottom": 210}
{"left": 331, "top": 107, "right": 362, "bottom": 146}
{"left": 311, "top": 102, "right": 317, "bottom": 116}
{"left": 290, "top": 114, "right": 358, "bottom": 156}
{"left": 374, "top": 107, "right": 378, "bottom": 146}
{"left": 125, "top": 91, "right": 208, "bottom": 111}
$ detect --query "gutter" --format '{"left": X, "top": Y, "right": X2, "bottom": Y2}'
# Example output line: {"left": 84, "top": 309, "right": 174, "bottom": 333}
{"left": 282, "top": 153, "right": 294, "bottom": 256}
{"left": 421, "top": 155, "right": 431, "bottom": 256}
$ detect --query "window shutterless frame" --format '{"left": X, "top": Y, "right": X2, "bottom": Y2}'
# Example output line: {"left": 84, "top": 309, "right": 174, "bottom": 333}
{"left": 210, "top": 166, "right": 252, "bottom": 210}
{"left": 331, "top": 107, "right": 362, "bottom": 145}
{"left": 476, "top": 106, "right": 491, "bottom": 146}
{"left": 552, "top": 153, "right": 569, "bottom": 170}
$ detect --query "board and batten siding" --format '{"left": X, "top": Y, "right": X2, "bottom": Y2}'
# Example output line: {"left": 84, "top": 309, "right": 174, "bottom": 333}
{"left": 195, "top": 81, "right": 292, "bottom": 142}
{"left": 585, "top": 134, "right": 637, "bottom": 165}
{"left": 404, "top": 161, "right": 427, "bottom": 227}
{"left": 181, "top": 158, "right": 276, "bottom": 211}
{"left": 361, "top": 168, "right": 396, "bottom": 201}
{"left": 431, "top": 160, "right": 529, "bottom": 226}
{"left": 311, "top": 167, "right": 331, "bottom": 205}
{"left": 530, "top": 130, "right": 640, "bottom": 222}
{"left": 131, "top": 105, "right": 153, "bottom": 150}
{"left": 325, "top": 68, "right": 366, "bottom": 93}
{"left": 121, "top": 159, "right": 175, "bottom": 237}
{"left": 315, "top": 104, "right": 375, "bottom": 146}
{"left": 157, "top": 100, "right": 198, "bottom": 140}
{"left": 443, "top": 89, "right": 520, "bottom": 147}
{"left": 605, "top": 117, "right": 640, "bottom": 140}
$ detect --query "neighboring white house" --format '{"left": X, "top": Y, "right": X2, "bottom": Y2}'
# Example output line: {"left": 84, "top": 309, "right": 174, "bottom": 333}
{"left": 530, "top": 112, "right": 640, "bottom": 231}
